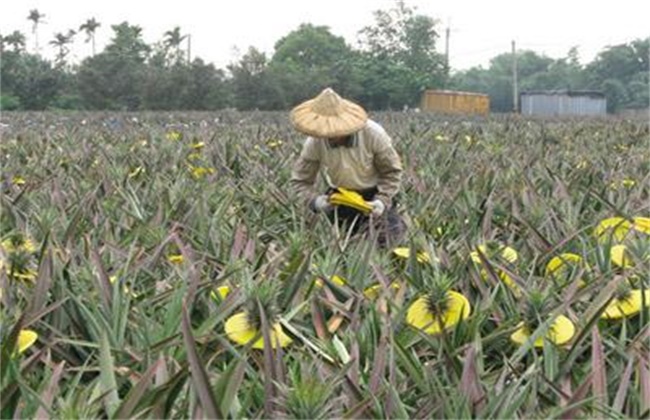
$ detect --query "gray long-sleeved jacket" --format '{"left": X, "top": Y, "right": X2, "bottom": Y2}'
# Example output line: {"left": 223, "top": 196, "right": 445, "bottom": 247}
{"left": 290, "top": 119, "right": 403, "bottom": 207}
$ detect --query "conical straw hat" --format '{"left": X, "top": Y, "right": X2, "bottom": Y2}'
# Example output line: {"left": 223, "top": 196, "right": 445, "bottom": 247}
{"left": 290, "top": 88, "right": 368, "bottom": 138}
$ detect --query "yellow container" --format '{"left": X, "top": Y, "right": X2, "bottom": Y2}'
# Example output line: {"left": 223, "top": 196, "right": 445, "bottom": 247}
{"left": 421, "top": 90, "right": 490, "bottom": 115}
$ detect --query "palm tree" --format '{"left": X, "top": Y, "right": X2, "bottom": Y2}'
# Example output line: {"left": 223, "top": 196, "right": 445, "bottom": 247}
{"left": 50, "top": 30, "right": 76, "bottom": 66}
{"left": 4, "top": 31, "right": 27, "bottom": 52}
{"left": 163, "top": 26, "right": 187, "bottom": 65}
{"left": 79, "top": 18, "right": 100, "bottom": 56}
{"left": 27, "top": 9, "right": 46, "bottom": 54}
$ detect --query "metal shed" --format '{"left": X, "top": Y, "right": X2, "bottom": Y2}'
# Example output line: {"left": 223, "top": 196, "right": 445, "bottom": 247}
{"left": 519, "top": 90, "right": 607, "bottom": 116}
{"left": 421, "top": 90, "right": 490, "bottom": 115}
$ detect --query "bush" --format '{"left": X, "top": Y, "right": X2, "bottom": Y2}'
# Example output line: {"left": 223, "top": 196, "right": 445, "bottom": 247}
{"left": 49, "top": 94, "right": 85, "bottom": 110}
{"left": 0, "top": 94, "right": 21, "bottom": 110}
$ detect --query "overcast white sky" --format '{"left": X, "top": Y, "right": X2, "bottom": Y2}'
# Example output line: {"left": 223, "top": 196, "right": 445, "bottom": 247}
{"left": 1, "top": 0, "right": 648, "bottom": 72}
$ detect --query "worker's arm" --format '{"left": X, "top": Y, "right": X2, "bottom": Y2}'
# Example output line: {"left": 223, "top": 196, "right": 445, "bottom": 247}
{"left": 290, "top": 138, "right": 322, "bottom": 206}
{"left": 371, "top": 123, "right": 403, "bottom": 208}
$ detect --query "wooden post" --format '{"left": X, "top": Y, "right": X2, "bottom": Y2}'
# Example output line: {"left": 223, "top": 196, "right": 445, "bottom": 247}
{"left": 187, "top": 34, "right": 191, "bottom": 64}
{"left": 445, "top": 26, "right": 450, "bottom": 70}
{"left": 512, "top": 40, "right": 518, "bottom": 113}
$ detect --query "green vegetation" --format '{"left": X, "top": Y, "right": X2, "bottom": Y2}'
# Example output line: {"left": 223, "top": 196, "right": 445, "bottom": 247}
{"left": 1, "top": 111, "right": 648, "bottom": 418}
{"left": 1, "top": 1, "right": 648, "bottom": 112}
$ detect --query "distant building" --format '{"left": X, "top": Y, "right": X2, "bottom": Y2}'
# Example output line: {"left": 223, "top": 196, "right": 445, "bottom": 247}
{"left": 519, "top": 90, "right": 607, "bottom": 116}
{"left": 421, "top": 90, "right": 490, "bottom": 115}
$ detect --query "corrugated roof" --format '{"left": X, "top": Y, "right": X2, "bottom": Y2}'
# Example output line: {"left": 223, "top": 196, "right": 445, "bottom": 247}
{"left": 520, "top": 90, "right": 605, "bottom": 98}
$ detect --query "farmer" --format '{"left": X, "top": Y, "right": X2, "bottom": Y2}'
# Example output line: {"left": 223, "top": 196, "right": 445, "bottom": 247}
{"left": 290, "top": 87, "right": 406, "bottom": 247}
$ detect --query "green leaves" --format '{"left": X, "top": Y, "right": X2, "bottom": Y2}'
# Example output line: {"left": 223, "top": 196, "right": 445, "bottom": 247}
{"left": 0, "top": 111, "right": 648, "bottom": 418}
{"left": 98, "top": 332, "right": 121, "bottom": 418}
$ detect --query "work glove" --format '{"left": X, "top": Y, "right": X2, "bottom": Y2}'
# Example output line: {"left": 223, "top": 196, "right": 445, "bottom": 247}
{"left": 369, "top": 199, "right": 386, "bottom": 217}
{"left": 311, "top": 195, "right": 333, "bottom": 213}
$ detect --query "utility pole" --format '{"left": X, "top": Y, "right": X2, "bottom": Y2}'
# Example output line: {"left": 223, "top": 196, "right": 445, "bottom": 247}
{"left": 445, "top": 26, "right": 450, "bottom": 71}
{"left": 512, "top": 40, "right": 518, "bottom": 113}
{"left": 187, "top": 34, "right": 191, "bottom": 64}
{"left": 443, "top": 26, "right": 450, "bottom": 86}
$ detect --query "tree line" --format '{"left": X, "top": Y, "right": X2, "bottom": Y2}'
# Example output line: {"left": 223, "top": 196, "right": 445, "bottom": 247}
{"left": 1, "top": 1, "right": 648, "bottom": 113}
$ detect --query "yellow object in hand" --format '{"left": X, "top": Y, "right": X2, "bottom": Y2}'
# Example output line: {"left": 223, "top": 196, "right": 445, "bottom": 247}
{"left": 329, "top": 187, "right": 373, "bottom": 214}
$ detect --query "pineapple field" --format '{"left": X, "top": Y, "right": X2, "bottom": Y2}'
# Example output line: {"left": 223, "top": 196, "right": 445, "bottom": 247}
{"left": 1, "top": 110, "right": 649, "bottom": 418}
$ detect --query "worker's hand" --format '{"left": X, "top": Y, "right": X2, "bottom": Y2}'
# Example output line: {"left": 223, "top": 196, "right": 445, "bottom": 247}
{"left": 311, "top": 195, "right": 333, "bottom": 213}
{"left": 369, "top": 199, "right": 386, "bottom": 217}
